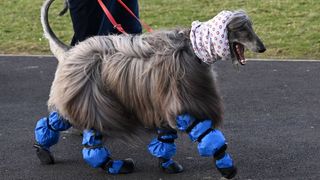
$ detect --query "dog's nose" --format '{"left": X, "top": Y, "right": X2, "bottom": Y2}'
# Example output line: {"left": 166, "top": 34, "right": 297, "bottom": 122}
{"left": 258, "top": 47, "right": 266, "bottom": 53}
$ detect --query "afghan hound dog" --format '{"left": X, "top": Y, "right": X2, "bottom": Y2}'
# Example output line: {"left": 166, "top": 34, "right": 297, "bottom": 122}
{"left": 35, "top": 0, "right": 266, "bottom": 179}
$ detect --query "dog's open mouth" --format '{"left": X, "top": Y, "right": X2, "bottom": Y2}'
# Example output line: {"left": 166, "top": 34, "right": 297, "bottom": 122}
{"left": 234, "top": 43, "right": 246, "bottom": 65}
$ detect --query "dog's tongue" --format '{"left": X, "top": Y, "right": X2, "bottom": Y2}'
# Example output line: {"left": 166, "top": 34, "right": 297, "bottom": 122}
{"left": 236, "top": 44, "right": 246, "bottom": 65}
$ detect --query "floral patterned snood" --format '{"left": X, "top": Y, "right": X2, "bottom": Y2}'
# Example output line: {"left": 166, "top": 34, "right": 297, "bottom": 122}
{"left": 190, "top": 11, "right": 234, "bottom": 64}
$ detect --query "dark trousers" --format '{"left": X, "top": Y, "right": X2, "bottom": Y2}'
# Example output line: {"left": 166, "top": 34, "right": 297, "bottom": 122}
{"left": 68, "top": 0, "right": 142, "bottom": 46}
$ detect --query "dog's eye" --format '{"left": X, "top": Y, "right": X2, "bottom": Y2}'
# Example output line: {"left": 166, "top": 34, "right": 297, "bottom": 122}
{"left": 242, "top": 32, "right": 251, "bottom": 39}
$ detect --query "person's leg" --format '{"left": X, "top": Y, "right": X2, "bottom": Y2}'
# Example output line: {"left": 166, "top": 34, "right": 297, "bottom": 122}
{"left": 98, "top": 0, "right": 142, "bottom": 35}
{"left": 68, "top": 0, "right": 104, "bottom": 45}
{"left": 82, "top": 129, "right": 135, "bottom": 174}
{"left": 176, "top": 114, "right": 237, "bottom": 179}
{"left": 148, "top": 128, "right": 183, "bottom": 174}
{"left": 34, "top": 112, "right": 72, "bottom": 164}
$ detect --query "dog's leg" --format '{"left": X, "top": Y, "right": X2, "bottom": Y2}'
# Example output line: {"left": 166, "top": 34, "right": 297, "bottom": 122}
{"left": 176, "top": 114, "right": 237, "bottom": 179}
{"left": 81, "top": 129, "right": 135, "bottom": 174}
{"left": 33, "top": 111, "right": 72, "bottom": 164}
{"left": 148, "top": 128, "right": 184, "bottom": 174}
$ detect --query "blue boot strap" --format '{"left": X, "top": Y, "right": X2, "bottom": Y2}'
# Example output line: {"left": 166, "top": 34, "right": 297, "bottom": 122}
{"left": 108, "top": 160, "right": 124, "bottom": 174}
{"left": 188, "top": 120, "right": 212, "bottom": 142}
{"left": 176, "top": 114, "right": 214, "bottom": 142}
{"left": 157, "top": 133, "right": 178, "bottom": 143}
{"left": 161, "top": 159, "right": 174, "bottom": 169}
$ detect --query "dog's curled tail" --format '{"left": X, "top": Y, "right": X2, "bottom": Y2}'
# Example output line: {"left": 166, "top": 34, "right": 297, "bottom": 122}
{"left": 41, "top": 0, "right": 69, "bottom": 61}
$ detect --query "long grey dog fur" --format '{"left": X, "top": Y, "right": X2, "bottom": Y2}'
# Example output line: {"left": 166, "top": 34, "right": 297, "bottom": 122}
{"left": 41, "top": 0, "right": 265, "bottom": 139}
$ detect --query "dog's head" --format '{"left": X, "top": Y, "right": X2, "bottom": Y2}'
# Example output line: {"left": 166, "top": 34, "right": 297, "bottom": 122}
{"left": 189, "top": 10, "right": 265, "bottom": 65}
{"left": 227, "top": 10, "right": 266, "bottom": 65}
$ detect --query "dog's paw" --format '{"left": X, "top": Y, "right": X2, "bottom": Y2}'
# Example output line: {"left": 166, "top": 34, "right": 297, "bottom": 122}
{"left": 118, "top": 158, "right": 135, "bottom": 174}
{"left": 33, "top": 143, "right": 55, "bottom": 165}
{"left": 218, "top": 166, "right": 237, "bottom": 179}
{"left": 102, "top": 158, "right": 135, "bottom": 174}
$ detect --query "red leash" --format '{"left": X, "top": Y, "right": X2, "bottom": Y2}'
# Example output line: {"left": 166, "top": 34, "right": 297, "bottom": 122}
{"left": 97, "top": 0, "right": 127, "bottom": 34}
{"left": 97, "top": 0, "right": 153, "bottom": 34}
{"left": 116, "top": 0, "right": 153, "bottom": 33}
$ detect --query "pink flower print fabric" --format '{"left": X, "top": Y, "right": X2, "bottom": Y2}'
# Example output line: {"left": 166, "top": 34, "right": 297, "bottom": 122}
{"left": 190, "top": 11, "right": 234, "bottom": 64}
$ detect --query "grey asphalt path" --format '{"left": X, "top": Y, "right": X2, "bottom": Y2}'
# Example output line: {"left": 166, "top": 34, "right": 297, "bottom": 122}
{"left": 0, "top": 56, "right": 319, "bottom": 180}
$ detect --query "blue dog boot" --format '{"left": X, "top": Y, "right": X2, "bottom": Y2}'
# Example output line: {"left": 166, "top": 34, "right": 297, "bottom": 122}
{"left": 159, "top": 158, "right": 183, "bottom": 174}
{"left": 176, "top": 114, "right": 237, "bottom": 178}
{"left": 34, "top": 116, "right": 58, "bottom": 165}
{"left": 82, "top": 129, "right": 135, "bottom": 174}
{"left": 34, "top": 112, "right": 71, "bottom": 165}
{"left": 214, "top": 148, "right": 237, "bottom": 179}
{"left": 148, "top": 128, "right": 183, "bottom": 174}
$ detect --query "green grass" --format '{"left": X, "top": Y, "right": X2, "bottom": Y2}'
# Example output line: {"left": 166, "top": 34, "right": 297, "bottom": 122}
{"left": 1, "top": 0, "right": 320, "bottom": 59}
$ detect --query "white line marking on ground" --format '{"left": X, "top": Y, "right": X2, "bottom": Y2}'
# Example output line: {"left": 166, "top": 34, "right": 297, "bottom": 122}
{"left": 249, "top": 58, "right": 320, "bottom": 62}
{"left": 0, "top": 54, "right": 53, "bottom": 58}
